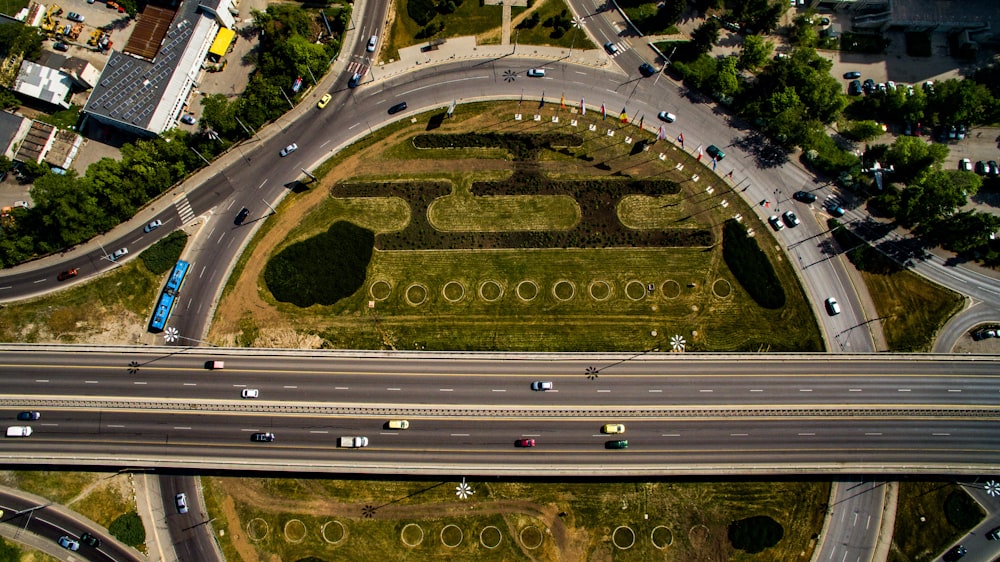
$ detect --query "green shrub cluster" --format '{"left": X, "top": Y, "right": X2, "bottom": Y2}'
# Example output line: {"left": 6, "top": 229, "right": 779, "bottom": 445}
{"left": 109, "top": 511, "right": 146, "bottom": 547}
{"left": 944, "top": 490, "right": 986, "bottom": 531}
{"left": 411, "top": 132, "right": 583, "bottom": 160}
{"left": 728, "top": 515, "right": 784, "bottom": 554}
{"left": 264, "top": 222, "right": 375, "bottom": 307}
{"left": 721, "top": 219, "right": 785, "bottom": 309}
{"left": 332, "top": 170, "right": 710, "bottom": 251}
{"left": 140, "top": 230, "right": 189, "bottom": 275}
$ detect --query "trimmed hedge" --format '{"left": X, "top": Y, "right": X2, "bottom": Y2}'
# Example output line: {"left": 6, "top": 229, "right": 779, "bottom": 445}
{"left": 109, "top": 511, "right": 146, "bottom": 547}
{"left": 411, "top": 132, "right": 584, "bottom": 160}
{"left": 729, "top": 515, "right": 784, "bottom": 554}
{"left": 721, "top": 219, "right": 785, "bottom": 309}
{"left": 332, "top": 171, "right": 712, "bottom": 251}
{"left": 140, "top": 230, "right": 189, "bottom": 275}
{"left": 264, "top": 221, "right": 375, "bottom": 307}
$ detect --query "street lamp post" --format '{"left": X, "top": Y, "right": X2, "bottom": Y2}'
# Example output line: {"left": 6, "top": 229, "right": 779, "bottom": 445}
{"left": 162, "top": 327, "right": 216, "bottom": 347}
{"left": 569, "top": 17, "right": 583, "bottom": 58}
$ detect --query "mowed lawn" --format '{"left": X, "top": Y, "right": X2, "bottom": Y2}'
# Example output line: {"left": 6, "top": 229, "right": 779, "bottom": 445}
{"left": 203, "top": 476, "right": 829, "bottom": 562}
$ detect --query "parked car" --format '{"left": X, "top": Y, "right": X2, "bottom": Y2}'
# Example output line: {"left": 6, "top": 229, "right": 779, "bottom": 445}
{"left": 16, "top": 412, "right": 40, "bottom": 421}
{"left": 66, "top": 11, "right": 84, "bottom": 21}
{"left": 843, "top": 71, "right": 861, "bottom": 79}
{"left": 80, "top": 532, "right": 101, "bottom": 548}
{"left": 515, "top": 438, "right": 536, "bottom": 447}
{"left": 317, "top": 94, "right": 331, "bottom": 109}
{"left": 862, "top": 78, "right": 875, "bottom": 94}
{"left": 706, "top": 145, "right": 725, "bottom": 161}
{"left": 902, "top": 121, "right": 912, "bottom": 136}
{"left": 657, "top": 111, "right": 676, "bottom": 123}
{"left": 972, "top": 329, "right": 998, "bottom": 341}
{"left": 388, "top": 101, "right": 408, "bottom": 114}
{"left": 251, "top": 432, "right": 275, "bottom": 442}
{"left": 367, "top": 35, "right": 377, "bottom": 52}
{"left": 975, "top": 160, "right": 988, "bottom": 175}
{"left": 825, "top": 297, "right": 841, "bottom": 315}
{"left": 793, "top": 191, "right": 816, "bottom": 203}
{"left": 526, "top": 68, "right": 545, "bottom": 77}
{"left": 848, "top": 80, "right": 862, "bottom": 96}
{"left": 959, "top": 158, "right": 972, "bottom": 172}
{"left": 531, "top": 381, "right": 553, "bottom": 391}
{"left": 986, "top": 526, "right": 1000, "bottom": 540}
{"left": 53, "top": 41, "right": 69, "bottom": 51}
{"left": 279, "top": 143, "right": 298, "bottom": 157}
{"left": 989, "top": 161, "right": 1000, "bottom": 177}
{"left": 241, "top": 388, "right": 259, "bottom": 398}
{"left": 57, "top": 268, "right": 78, "bottom": 281}
{"left": 180, "top": 114, "right": 196, "bottom": 125}
{"left": 144, "top": 219, "right": 162, "bottom": 232}
{"left": 957, "top": 124, "right": 967, "bottom": 139}
{"left": 234, "top": 207, "right": 250, "bottom": 225}
{"left": 638, "top": 62, "right": 656, "bottom": 77}
{"left": 57, "top": 536, "right": 80, "bottom": 551}
{"left": 603, "top": 41, "right": 619, "bottom": 55}
{"left": 782, "top": 210, "right": 800, "bottom": 227}
{"left": 768, "top": 215, "right": 784, "bottom": 231}
{"left": 922, "top": 80, "right": 934, "bottom": 93}
{"left": 110, "top": 247, "right": 128, "bottom": 261}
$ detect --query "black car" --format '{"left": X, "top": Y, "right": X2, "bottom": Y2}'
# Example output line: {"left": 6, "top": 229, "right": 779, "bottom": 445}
{"left": 638, "top": 62, "right": 656, "bottom": 77}
{"left": 862, "top": 78, "right": 875, "bottom": 94}
{"left": 943, "top": 545, "right": 967, "bottom": 562}
{"left": 16, "top": 411, "right": 40, "bottom": 421}
{"left": 348, "top": 72, "right": 361, "bottom": 88}
{"left": 825, "top": 201, "right": 845, "bottom": 217}
{"left": 843, "top": 71, "right": 861, "bottom": 79}
{"left": 80, "top": 532, "right": 101, "bottom": 548}
{"left": 388, "top": 101, "right": 408, "bottom": 115}
{"left": 848, "top": 80, "right": 862, "bottom": 96}
{"left": 989, "top": 161, "right": 1000, "bottom": 177}
{"left": 234, "top": 207, "right": 250, "bottom": 225}
{"left": 251, "top": 432, "right": 275, "bottom": 442}
{"left": 793, "top": 191, "right": 817, "bottom": 203}
{"left": 53, "top": 41, "right": 69, "bottom": 52}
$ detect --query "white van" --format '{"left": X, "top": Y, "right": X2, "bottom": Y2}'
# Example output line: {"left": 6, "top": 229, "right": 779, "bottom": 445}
{"left": 6, "top": 426, "right": 32, "bottom": 437}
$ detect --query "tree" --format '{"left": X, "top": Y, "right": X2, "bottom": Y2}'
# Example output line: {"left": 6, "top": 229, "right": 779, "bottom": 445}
{"left": 738, "top": 34, "right": 773, "bottom": 71}
{"left": 690, "top": 19, "right": 721, "bottom": 55}
{"left": 788, "top": 16, "right": 818, "bottom": 47}
{"left": 924, "top": 78, "right": 999, "bottom": 126}
{"left": 924, "top": 210, "right": 1000, "bottom": 253}
{"left": 884, "top": 135, "right": 948, "bottom": 182}
{"left": 710, "top": 56, "right": 740, "bottom": 98}
{"left": 841, "top": 120, "right": 885, "bottom": 141}
{"left": 893, "top": 170, "right": 970, "bottom": 228}
{"left": 30, "top": 170, "right": 100, "bottom": 249}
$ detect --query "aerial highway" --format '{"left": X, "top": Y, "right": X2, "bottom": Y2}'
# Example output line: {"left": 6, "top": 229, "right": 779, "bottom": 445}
{"left": 0, "top": 346, "right": 998, "bottom": 475}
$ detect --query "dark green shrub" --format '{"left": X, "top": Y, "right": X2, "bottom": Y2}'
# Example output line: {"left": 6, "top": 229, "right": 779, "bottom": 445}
{"left": 407, "top": 0, "right": 438, "bottom": 26}
{"left": 109, "top": 511, "right": 146, "bottom": 547}
{"left": 721, "top": 219, "right": 785, "bottom": 309}
{"left": 140, "top": 230, "right": 189, "bottom": 275}
{"left": 264, "top": 221, "right": 375, "bottom": 307}
{"left": 944, "top": 490, "right": 985, "bottom": 531}
{"left": 729, "top": 515, "right": 784, "bottom": 553}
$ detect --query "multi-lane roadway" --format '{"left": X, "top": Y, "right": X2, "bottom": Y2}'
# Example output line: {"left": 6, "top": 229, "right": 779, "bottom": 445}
{"left": 1, "top": 347, "right": 999, "bottom": 475}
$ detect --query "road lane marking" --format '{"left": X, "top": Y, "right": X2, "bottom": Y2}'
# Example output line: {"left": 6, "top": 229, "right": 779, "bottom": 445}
{"left": 750, "top": 389, "right": 763, "bottom": 392}
{"left": 283, "top": 385, "right": 298, "bottom": 389}
{"left": 648, "top": 389, "right": 662, "bottom": 393}
{"left": 897, "top": 388, "right": 911, "bottom": 392}
{"left": 866, "top": 515, "right": 872, "bottom": 529}
{"left": 183, "top": 383, "right": 197, "bottom": 386}
{"left": 947, "top": 389, "right": 962, "bottom": 392}
{"left": 798, "top": 432, "right": 815, "bottom": 436}
{"left": 133, "top": 381, "right": 147, "bottom": 385}
{"left": 335, "top": 386, "right": 348, "bottom": 390}
{"left": 799, "top": 389, "right": 813, "bottom": 392}
{"left": 662, "top": 433, "right": 680, "bottom": 437}
{"left": 257, "top": 180, "right": 268, "bottom": 190}
{"left": 85, "top": 380, "right": 98, "bottom": 384}
{"left": 522, "top": 434, "right": 541, "bottom": 437}
{"left": 492, "top": 389, "right": 506, "bottom": 392}
{"left": 932, "top": 433, "right": 950, "bottom": 436}
{"left": 35, "top": 379, "right": 48, "bottom": 383}
{"left": 699, "top": 389, "right": 713, "bottom": 393}
{"left": 108, "top": 424, "right": 125, "bottom": 428}
{"left": 387, "top": 387, "right": 401, "bottom": 391}
{"left": 174, "top": 427, "right": 191, "bottom": 430}
{"left": 865, "top": 433, "right": 882, "bottom": 436}
{"left": 440, "top": 388, "right": 453, "bottom": 392}
{"left": 309, "top": 430, "right": 329, "bottom": 434}
{"left": 234, "top": 384, "right": 246, "bottom": 388}
{"left": 849, "top": 388, "right": 862, "bottom": 392}
{"left": 852, "top": 512, "right": 858, "bottom": 525}
{"left": 730, "top": 433, "right": 748, "bottom": 437}
{"left": 597, "top": 389, "right": 611, "bottom": 393}
{"left": 451, "top": 433, "right": 469, "bottom": 437}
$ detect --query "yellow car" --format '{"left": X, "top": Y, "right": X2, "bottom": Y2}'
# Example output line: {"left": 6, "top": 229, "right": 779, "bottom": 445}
{"left": 602, "top": 424, "right": 625, "bottom": 434}
{"left": 317, "top": 94, "right": 332, "bottom": 109}
{"left": 387, "top": 420, "right": 409, "bottom": 430}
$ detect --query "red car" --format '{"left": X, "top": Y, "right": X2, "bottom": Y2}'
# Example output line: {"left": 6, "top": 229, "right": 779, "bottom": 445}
{"left": 515, "top": 439, "right": 535, "bottom": 448}
{"left": 57, "top": 268, "right": 78, "bottom": 281}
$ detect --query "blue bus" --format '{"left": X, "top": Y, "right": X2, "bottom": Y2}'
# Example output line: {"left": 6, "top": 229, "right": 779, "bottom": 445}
{"left": 149, "top": 260, "right": 190, "bottom": 332}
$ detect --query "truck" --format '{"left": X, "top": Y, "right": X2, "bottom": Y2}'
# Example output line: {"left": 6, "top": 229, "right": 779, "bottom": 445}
{"left": 6, "top": 426, "right": 32, "bottom": 437}
{"left": 338, "top": 436, "right": 368, "bottom": 448}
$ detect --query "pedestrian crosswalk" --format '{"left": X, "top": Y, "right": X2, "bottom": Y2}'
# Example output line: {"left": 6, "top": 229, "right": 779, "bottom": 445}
{"left": 173, "top": 195, "right": 195, "bottom": 225}
{"left": 606, "top": 40, "right": 630, "bottom": 57}
{"left": 346, "top": 61, "right": 369, "bottom": 76}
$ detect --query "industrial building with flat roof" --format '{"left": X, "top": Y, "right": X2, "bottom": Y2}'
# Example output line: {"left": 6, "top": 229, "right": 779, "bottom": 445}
{"left": 82, "top": 0, "right": 236, "bottom": 136}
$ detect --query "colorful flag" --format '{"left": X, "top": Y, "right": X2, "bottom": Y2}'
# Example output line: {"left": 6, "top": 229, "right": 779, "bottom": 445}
{"left": 560, "top": 94, "right": 565, "bottom": 109}
{"left": 677, "top": 133, "right": 684, "bottom": 148}
{"left": 638, "top": 114, "right": 644, "bottom": 130}
{"left": 619, "top": 108, "right": 628, "bottom": 123}
{"left": 601, "top": 103, "right": 606, "bottom": 120}
{"left": 581, "top": 98, "right": 586, "bottom": 115}
{"left": 657, "top": 126, "right": 666, "bottom": 140}
{"left": 712, "top": 157, "right": 717, "bottom": 170}
{"left": 728, "top": 170, "right": 734, "bottom": 179}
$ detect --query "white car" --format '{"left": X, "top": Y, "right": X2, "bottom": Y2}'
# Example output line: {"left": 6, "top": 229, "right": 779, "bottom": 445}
{"left": 959, "top": 158, "right": 972, "bottom": 172}
{"left": 241, "top": 388, "right": 259, "bottom": 398}
{"left": 367, "top": 35, "right": 377, "bottom": 52}
{"left": 782, "top": 211, "right": 800, "bottom": 227}
{"left": 279, "top": 143, "right": 298, "bottom": 157}
{"left": 144, "top": 219, "right": 162, "bottom": 232}
{"left": 603, "top": 41, "right": 619, "bottom": 55}
{"left": 12, "top": 200, "right": 28, "bottom": 209}
{"left": 825, "top": 297, "right": 841, "bottom": 316}
{"left": 111, "top": 247, "right": 128, "bottom": 260}
{"left": 531, "top": 381, "right": 553, "bottom": 391}
{"left": 657, "top": 111, "right": 676, "bottom": 123}
{"left": 768, "top": 215, "right": 784, "bottom": 231}
{"left": 526, "top": 68, "right": 545, "bottom": 77}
